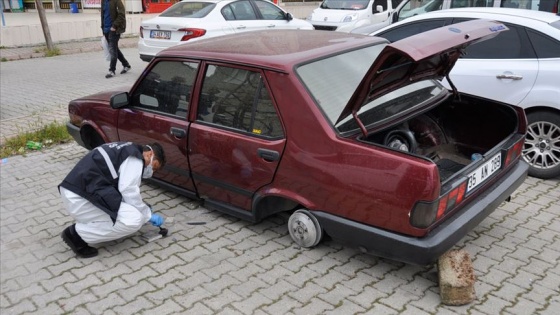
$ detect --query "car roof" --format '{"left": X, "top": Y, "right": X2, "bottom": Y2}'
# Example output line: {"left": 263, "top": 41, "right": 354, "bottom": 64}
{"left": 157, "top": 30, "right": 388, "bottom": 72}
{"left": 399, "top": 7, "right": 560, "bottom": 24}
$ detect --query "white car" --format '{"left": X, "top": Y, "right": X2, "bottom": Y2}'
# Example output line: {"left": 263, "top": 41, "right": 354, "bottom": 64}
{"left": 368, "top": 8, "right": 560, "bottom": 179}
{"left": 306, "top": 0, "right": 403, "bottom": 32}
{"left": 138, "top": 0, "right": 313, "bottom": 61}
{"left": 351, "top": 0, "right": 560, "bottom": 35}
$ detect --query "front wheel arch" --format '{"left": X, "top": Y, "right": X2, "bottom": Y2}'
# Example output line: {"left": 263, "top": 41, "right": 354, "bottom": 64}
{"left": 80, "top": 125, "right": 106, "bottom": 150}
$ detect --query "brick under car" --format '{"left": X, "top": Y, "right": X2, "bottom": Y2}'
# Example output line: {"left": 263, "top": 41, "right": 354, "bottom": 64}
{"left": 67, "top": 22, "right": 528, "bottom": 265}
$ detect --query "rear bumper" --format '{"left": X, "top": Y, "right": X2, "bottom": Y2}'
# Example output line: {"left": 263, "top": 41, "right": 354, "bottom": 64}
{"left": 66, "top": 121, "right": 85, "bottom": 148}
{"left": 312, "top": 160, "right": 529, "bottom": 265}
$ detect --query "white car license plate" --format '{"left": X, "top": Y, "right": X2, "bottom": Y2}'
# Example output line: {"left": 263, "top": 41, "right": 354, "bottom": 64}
{"left": 150, "top": 30, "right": 171, "bottom": 40}
{"left": 467, "top": 153, "right": 502, "bottom": 192}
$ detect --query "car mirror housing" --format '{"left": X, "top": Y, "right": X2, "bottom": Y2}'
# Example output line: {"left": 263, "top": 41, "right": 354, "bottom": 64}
{"left": 110, "top": 92, "right": 130, "bottom": 109}
{"left": 286, "top": 12, "right": 293, "bottom": 21}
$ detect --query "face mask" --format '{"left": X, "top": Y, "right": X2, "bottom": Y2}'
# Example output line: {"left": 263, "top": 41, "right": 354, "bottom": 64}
{"left": 142, "top": 148, "right": 154, "bottom": 179}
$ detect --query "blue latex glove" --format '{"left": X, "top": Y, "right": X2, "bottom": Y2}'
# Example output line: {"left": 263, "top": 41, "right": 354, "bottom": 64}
{"left": 149, "top": 214, "right": 164, "bottom": 227}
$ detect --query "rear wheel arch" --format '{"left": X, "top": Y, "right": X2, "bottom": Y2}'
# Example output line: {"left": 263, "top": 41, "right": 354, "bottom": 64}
{"left": 252, "top": 194, "right": 300, "bottom": 222}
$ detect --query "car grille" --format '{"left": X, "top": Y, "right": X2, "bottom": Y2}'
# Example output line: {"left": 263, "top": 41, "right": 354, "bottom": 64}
{"left": 313, "top": 25, "right": 337, "bottom": 31}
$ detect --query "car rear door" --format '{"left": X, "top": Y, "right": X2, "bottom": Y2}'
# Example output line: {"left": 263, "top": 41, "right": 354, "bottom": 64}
{"left": 442, "top": 18, "right": 538, "bottom": 106}
{"left": 188, "top": 63, "right": 286, "bottom": 212}
{"left": 116, "top": 59, "right": 200, "bottom": 194}
{"left": 251, "top": 0, "right": 298, "bottom": 30}
{"left": 222, "top": 0, "right": 264, "bottom": 33}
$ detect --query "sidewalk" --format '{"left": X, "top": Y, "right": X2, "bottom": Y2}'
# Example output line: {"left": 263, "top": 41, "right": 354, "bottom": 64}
{"left": 0, "top": 35, "right": 138, "bottom": 61}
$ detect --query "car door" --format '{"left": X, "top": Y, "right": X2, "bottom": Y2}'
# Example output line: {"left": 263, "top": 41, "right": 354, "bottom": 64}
{"left": 116, "top": 59, "right": 200, "bottom": 195}
{"left": 188, "top": 63, "right": 286, "bottom": 212}
{"left": 222, "top": 0, "right": 264, "bottom": 33}
{"left": 251, "top": 0, "right": 296, "bottom": 30}
{"left": 442, "top": 18, "right": 538, "bottom": 106}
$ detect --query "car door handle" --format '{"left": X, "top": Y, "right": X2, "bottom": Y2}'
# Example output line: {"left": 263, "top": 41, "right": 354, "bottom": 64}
{"left": 267, "top": 24, "right": 276, "bottom": 28}
{"left": 236, "top": 25, "right": 247, "bottom": 29}
{"left": 496, "top": 74, "right": 522, "bottom": 80}
{"left": 257, "top": 148, "right": 279, "bottom": 162}
{"left": 170, "top": 127, "right": 186, "bottom": 138}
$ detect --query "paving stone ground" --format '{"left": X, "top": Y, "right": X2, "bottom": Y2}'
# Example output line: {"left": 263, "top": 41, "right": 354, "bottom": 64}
{"left": 0, "top": 143, "right": 559, "bottom": 314}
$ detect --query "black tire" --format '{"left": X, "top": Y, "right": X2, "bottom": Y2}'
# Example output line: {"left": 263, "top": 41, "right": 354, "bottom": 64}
{"left": 523, "top": 111, "right": 560, "bottom": 179}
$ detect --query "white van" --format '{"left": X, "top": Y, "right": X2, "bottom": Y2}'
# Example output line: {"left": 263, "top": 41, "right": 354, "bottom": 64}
{"left": 306, "top": 0, "right": 404, "bottom": 32}
{"left": 351, "top": 0, "right": 559, "bottom": 34}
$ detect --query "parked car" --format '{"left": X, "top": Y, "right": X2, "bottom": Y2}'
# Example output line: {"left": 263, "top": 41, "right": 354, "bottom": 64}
{"left": 306, "top": 0, "right": 403, "bottom": 32}
{"left": 138, "top": 0, "right": 313, "bottom": 62}
{"left": 365, "top": 8, "right": 560, "bottom": 179}
{"left": 351, "top": 0, "right": 560, "bottom": 34}
{"left": 68, "top": 23, "right": 529, "bottom": 265}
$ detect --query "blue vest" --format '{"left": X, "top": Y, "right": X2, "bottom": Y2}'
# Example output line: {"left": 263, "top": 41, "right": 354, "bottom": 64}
{"left": 102, "top": 0, "right": 112, "bottom": 34}
{"left": 59, "top": 142, "right": 144, "bottom": 222}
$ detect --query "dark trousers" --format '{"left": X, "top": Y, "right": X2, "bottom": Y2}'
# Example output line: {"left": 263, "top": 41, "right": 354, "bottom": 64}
{"left": 104, "top": 31, "right": 130, "bottom": 72}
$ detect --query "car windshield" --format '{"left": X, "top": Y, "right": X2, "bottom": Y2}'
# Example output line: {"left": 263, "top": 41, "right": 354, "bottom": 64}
{"left": 160, "top": 2, "right": 216, "bottom": 18}
{"left": 296, "top": 44, "right": 446, "bottom": 134}
{"left": 320, "top": 0, "right": 370, "bottom": 10}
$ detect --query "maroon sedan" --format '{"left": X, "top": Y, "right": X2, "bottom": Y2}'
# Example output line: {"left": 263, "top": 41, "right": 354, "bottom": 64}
{"left": 67, "top": 21, "right": 528, "bottom": 265}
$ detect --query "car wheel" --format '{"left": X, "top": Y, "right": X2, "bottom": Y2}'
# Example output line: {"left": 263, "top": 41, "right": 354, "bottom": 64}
{"left": 523, "top": 111, "right": 560, "bottom": 179}
{"left": 288, "top": 209, "right": 323, "bottom": 248}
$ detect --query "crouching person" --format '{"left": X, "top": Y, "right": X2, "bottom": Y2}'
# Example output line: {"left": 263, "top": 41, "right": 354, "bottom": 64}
{"left": 59, "top": 142, "right": 166, "bottom": 258}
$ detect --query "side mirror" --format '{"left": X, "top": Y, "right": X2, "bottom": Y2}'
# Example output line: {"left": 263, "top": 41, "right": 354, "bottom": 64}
{"left": 374, "top": 5, "right": 383, "bottom": 13}
{"left": 286, "top": 12, "right": 293, "bottom": 21}
{"left": 110, "top": 92, "right": 130, "bottom": 109}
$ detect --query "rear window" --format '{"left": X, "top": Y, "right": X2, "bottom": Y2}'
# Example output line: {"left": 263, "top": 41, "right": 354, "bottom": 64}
{"left": 296, "top": 45, "right": 385, "bottom": 127}
{"left": 160, "top": 2, "right": 216, "bottom": 18}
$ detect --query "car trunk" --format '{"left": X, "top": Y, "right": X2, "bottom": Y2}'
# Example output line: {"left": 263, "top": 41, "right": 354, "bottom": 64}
{"left": 360, "top": 94, "right": 519, "bottom": 183}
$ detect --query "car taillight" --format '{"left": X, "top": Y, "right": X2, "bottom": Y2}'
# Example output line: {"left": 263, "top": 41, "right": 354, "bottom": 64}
{"left": 178, "top": 28, "right": 206, "bottom": 41}
{"left": 410, "top": 181, "right": 468, "bottom": 228}
{"left": 140, "top": 26, "right": 144, "bottom": 38}
{"left": 505, "top": 138, "right": 524, "bottom": 167}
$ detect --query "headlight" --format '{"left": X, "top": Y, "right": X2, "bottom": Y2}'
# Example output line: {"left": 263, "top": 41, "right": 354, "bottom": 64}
{"left": 342, "top": 14, "right": 357, "bottom": 23}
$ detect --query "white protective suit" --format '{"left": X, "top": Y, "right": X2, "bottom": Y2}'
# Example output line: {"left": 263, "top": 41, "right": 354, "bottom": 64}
{"left": 60, "top": 156, "right": 152, "bottom": 244}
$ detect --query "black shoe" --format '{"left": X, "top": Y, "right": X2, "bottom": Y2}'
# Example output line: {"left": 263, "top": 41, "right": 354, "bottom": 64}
{"left": 61, "top": 224, "right": 98, "bottom": 258}
{"left": 105, "top": 71, "right": 115, "bottom": 79}
{"left": 120, "top": 66, "right": 131, "bottom": 74}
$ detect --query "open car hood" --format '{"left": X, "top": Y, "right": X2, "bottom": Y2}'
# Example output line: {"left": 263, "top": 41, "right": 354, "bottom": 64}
{"left": 336, "top": 20, "right": 508, "bottom": 125}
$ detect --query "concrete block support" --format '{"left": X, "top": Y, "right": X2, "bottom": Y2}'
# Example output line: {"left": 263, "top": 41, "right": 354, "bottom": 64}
{"left": 438, "top": 250, "right": 476, "bottom": 306}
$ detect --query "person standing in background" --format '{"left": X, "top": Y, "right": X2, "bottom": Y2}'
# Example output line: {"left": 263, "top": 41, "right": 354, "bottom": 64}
{"left": 101, "top": 0, "right": 132, "bottom": 78}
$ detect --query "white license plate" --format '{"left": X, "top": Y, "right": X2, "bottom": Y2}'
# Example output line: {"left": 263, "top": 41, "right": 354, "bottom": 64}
{"left": 467, "top": 153, "right": 502, "bottom": 192}
{"left": 150, "top": 30, "right": 171, "bottom": 40}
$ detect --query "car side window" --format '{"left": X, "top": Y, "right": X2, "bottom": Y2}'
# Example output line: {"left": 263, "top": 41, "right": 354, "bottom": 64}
{"left": 197, "top": 65, "right": 284, "bottom": 138}
{"left": 376, "top": 19, "right": 448, "bottom": 43}
{"left": 227, "top": 0, "right": 258, "bottom": 20}
{"left": 130, "top": 60, "right": 199, "bottom": 118}
{"left": 373, "top": 0, "right": 388, "bottom": 12}
{"left": 253, "top": 0, "right": 285, "bottom": 20}
{"left": 453, "top": 19, "right": 537, "bottom": 59}
{"left": 222, "top": 6, "right": 235, "bottom": 20}
{"left": 526, "top": 28, "right": 560, "bottom": 58}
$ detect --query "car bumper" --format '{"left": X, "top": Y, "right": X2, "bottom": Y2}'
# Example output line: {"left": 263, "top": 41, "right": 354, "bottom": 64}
{"left": 66, "top": 121, "right": 85, "bottom": 148}
{"left": 312, "top": 160, "right": 529, "bottom": 265}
